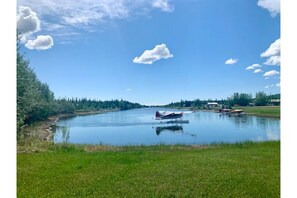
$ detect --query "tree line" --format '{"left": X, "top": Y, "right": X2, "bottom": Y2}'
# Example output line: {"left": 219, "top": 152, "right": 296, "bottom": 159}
{"left": 166, "top": 92, "right": 280, "bottom": 109}
{"left": 17, "top": 49, "right": 143, "bottom": 133}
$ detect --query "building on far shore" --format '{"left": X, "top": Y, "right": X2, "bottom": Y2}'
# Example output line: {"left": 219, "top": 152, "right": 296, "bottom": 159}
{"left": 270, "top": 99, "right": 280, "bottom": 106}
{"left": 206, "top": 102, "right": 220, "bottom": 109}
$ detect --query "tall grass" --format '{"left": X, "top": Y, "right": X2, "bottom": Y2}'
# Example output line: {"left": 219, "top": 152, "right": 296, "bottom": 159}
{"left": 236, "top": 106, "right": 280, "bottom": 118}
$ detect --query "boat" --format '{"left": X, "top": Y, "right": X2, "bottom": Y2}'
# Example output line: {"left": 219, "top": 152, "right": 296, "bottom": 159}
{"left": 219, "top": 109, "right": 232, "bottom": 115}
{"left": 228, "top": 109, "right": 246, "bottom": 117}
{"left": 219, "top": 109, "right": 246, "bottom": 117}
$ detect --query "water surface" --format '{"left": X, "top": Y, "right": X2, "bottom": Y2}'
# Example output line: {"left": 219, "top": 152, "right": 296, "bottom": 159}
{"left": 53, "top": 108, "right": 280, "bottom": 146}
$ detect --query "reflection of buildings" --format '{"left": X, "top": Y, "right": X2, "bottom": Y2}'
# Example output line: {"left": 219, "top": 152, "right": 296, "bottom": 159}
{"left": 156, "top": 125, "right": 183, "bottom": 135}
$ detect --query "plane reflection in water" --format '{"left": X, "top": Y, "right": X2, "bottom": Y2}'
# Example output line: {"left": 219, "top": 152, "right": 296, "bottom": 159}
{"left": 155, "top": 125, "right": 196, "bottom": 137}
{"left": 155, "top": 125, "right": 183, "bottom": 135}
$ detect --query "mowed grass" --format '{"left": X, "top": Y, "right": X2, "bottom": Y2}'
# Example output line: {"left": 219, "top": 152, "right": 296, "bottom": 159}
{"left": 17, "top": 141, "right": 280, "bottom": 197}
{"left": 235, "top": 106, "right": 280, "bottom": 118}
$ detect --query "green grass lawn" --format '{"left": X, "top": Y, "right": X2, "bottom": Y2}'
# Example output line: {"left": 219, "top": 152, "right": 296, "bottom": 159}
{"left": 17, "top": 141, "right": 280, "bottom": 197}
{"left": 234, "top": 106, "right": 280, "bottom": 118}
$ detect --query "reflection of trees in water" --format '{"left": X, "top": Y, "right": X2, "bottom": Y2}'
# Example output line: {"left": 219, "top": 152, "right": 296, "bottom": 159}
{"left": 256, "top": 117, "right": 268, "bottom": 130}
{"left": 193, "top": 112, "right": 201, "bottom": 121}
{"left": 231, "top": 116, "right": 254, "bottom": 128}
{"left": 224, "top": 115, "right": 280, "bottom": 130}
{"left": 256, "top": 117, "right": 280, "bottom": 130}
{"left": 55, "top": 125, "right": 70, "bottom": 143}
{"left": 193, "top": 112, "right": 218, "bottom": 122}
{"left": 201, "top": 112, "right": 216, "bottom": 122}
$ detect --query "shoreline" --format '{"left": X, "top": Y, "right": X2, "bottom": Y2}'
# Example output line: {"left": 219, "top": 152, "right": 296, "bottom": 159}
{"left": 20, "top": 109, "right": 119, "bottom": 142}
{"left": 178, "top": 107, "right": 280, "bottom": 119}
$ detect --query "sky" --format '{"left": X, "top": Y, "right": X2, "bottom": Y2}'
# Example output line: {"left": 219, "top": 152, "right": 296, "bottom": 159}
{"left": 16, "top": 0, "right": 280, "bottom": 105}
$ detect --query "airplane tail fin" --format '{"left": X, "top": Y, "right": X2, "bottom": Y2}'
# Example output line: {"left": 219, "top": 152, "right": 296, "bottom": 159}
{"left": 155, "top": 111, "right": 162, "bottom": 118}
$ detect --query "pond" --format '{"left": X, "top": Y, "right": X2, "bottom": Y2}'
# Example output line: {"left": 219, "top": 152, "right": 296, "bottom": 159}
{"left": 53, "top": 107, "right": 280, "bottom": 146}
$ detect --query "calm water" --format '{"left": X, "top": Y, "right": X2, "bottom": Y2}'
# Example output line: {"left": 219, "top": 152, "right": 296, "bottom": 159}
{"left": 53, "top": 108, "right": 280, "bottom": 146}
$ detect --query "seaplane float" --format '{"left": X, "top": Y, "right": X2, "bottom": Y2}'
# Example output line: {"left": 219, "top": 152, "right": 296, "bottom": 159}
{"left": 155, "top": 111, "right": 189, "bottom": 124}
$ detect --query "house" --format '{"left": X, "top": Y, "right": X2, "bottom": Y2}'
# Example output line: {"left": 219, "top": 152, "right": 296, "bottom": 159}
{"left": 270, "top": 99, "right": 280, "bottom": 106}
{"left": 206, "top": 102, "right": 220, "bottom": 109}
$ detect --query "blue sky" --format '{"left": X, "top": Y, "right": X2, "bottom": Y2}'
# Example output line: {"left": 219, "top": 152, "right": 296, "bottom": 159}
{"left": 17, "top": 0, "right": 280, "bottom": 105}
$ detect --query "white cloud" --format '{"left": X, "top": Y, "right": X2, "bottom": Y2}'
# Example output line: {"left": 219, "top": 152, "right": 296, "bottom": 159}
{"left": 225, "top": 58, "right": 238, "bottom": 65}
{"left": 260, "top": 38, "right": 280, "bottom": 66}
{"left": 264, "top": 77, "right": 269, "bottom": 80}
{"left": 18, "top": 0, "right": 128, "bottom": 26}
{"left": 263, "top": 70, "right": 280, "bottom": 77}
{"left": 17, "top": 6, "right": 40, "bottom": 36}
{"left": 18, "top": 0, "right": 175, "bottom": 29}
{"left": 152, "top": 0, "right": 174, "bottom": 12}
{"left": 264, "top": 84, "right": 280, "bottom": 89}
{"left": 17, "top": 5, "right": 54, "bottom": 50}
{"left": 126, "top": 88, "right": 132, "bottom": 91}
{"left": 43, "top": 23, "right": 67, "bottom": 32}
{"left": 263, "top": 55, "right": 280, "bottom": 66}
{"left": 246, "top": 63, "right": 261, "bottom": 70}
{"left": 254, "top": 69, "right": 262, "bottom": 73}
{"left": 133, "top": 44, "right": 173, "bottom": 64}
{"left": 257, "top": 0, "right": 280, "bottom": 17}
{"left": 260, "top": 38, "right": 280, "bottom": 58}
{"left": 25, "top": 35, "right": 54, "bottom": 50}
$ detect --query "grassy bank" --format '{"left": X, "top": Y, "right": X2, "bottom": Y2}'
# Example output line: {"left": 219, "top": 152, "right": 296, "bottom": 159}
{"left": 18, "top": 141, "right": 280, "bottom": 197}
{"left": 235, "top": 106, "right": 280, "bottom": 118}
